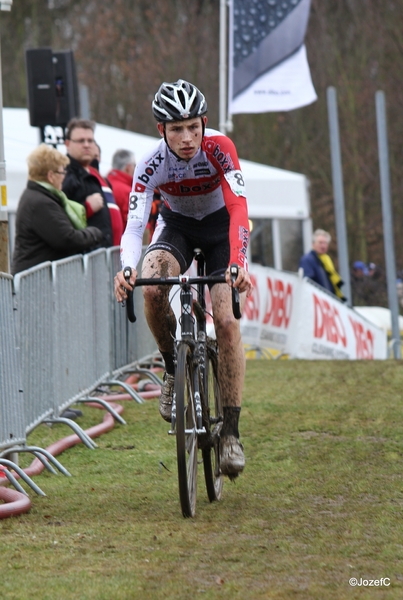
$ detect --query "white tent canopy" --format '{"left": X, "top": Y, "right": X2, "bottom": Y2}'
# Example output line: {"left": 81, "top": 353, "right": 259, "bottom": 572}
{"left": 3, "top": 107, "right": 310, "bottom": 217}
{"left": 353, "top": 306, "right": 403, "bottom": 332}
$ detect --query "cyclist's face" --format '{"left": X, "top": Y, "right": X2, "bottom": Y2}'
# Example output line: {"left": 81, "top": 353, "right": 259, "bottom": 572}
{"left": 158, "top": 117, "right": 206, "bottom": 161}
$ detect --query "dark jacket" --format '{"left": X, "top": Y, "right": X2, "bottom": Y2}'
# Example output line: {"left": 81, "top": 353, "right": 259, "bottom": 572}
{"left": 299, "top": 250, "right": 335, "bottom": 294}
{"left": 11, "top": 181, "right": 103, "bottom": 275}
{"left": 62, "top": 155, "right": 113, "bottom": 248}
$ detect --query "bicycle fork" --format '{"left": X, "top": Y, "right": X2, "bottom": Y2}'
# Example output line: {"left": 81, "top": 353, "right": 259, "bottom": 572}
{"left": 169, "top": 282, "right": 206, "bottom": 437}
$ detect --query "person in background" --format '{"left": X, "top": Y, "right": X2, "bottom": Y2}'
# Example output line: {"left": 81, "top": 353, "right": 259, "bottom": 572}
{"left": 368, "top": 262, "right": 376, "bottom": 277}
{"left": 11, "top": 143, "right": 103, "bottom": 276}
{"left": 107, "top": 149, "right": 136, "bottom": 224}
{"left": 350, "top": 260, "right": 369, "bottom": 306}
{"left": 88, "top": 141, "right": 124, "bottom": 246}
{"left": 299, "top": 228, "right": 346, "bottom": 301}
{"left": 90, "top": 142, "right": 102, "bottom": 171}
{"left": 352, "top": 261, "right": 387, "bottom": 307}
{"left": 62, "top": 118, "right": 113, "bottom": 248}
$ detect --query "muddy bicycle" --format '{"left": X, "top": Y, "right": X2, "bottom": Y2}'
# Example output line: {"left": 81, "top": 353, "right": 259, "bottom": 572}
{"left": 124, "top": 250, "right": 241, "bottom": 517}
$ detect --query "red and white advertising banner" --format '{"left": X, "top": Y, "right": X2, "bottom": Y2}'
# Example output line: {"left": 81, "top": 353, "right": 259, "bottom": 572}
{"left": 241, "top": 264, "right": 297, "bottom": 352}
{"left": 172, "top": 263, "right": 387, "bottom": 360}
{"left": 286, "top": 279, "right": 387, "bottom": 360}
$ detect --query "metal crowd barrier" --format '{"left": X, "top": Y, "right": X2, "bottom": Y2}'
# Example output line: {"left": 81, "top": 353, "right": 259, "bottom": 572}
{"left": 52, "top": 255, "right": 94, "bottom": 415}
{"left": 13, "top": 263, "right": 54, "bottom": 432}
{"left": 108, "top": 247, "right": 133, "bottom": 371}
{"left": 107, "top": 247, "right": 157, "bottom": 373}
{"left": 0, "top": 248, "right": 158, "bottom": 466}
{"left": 0, "top": 273, "right": 25, "bottom": 451}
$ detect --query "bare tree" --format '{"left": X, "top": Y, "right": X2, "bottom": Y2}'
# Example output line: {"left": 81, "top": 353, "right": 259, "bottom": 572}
{"left": 2, "top": 0, "right": 403, "bottom": 281}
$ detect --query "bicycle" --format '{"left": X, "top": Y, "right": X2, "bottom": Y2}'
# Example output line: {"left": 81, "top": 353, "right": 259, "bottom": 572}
{"left": 124, "top": 250, "right": 241, "bottom": 518}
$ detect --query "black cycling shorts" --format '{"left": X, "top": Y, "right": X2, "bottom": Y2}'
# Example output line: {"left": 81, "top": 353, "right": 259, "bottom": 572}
{"left": 144, "top": 205, "right": 230, "bottom": 278}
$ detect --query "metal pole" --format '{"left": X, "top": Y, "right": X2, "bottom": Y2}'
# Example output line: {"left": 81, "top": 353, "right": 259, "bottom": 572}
{"left": 0, "top": 30, "right": 9, "bottom": 274}
{"left": 272, "top": 219, "right": 282, "bottom": 271}
{"left": 326, "top": 87, "right": 351, "bottom": 305}
{"left": 219, "top": 0, "right": 233, "bottom": 134}
{"left": 375, "top": 90, "right": 401, "bottom": 359}
{"left": 219, "top": 0, "right": 228, "bottom": 134}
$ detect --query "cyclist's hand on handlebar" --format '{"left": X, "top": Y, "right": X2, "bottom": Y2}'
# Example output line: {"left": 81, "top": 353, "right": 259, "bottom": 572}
{"left": 114, "top": 267, "right": 137, "bottom": 302}
{"left": 225, "top": 265, "right": 253, "bottom": 297}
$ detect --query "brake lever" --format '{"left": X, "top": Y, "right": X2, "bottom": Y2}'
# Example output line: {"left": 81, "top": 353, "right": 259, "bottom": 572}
{"left": 230, "top": 264, "right": 242, "bottom": 320}
{"left": 123, "top": 267, "right": 136, "bottom": 323}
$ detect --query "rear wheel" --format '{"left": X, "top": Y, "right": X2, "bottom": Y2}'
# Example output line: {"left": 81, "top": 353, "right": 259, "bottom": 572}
{"left": 175, "top": 342, "right": 198, "bottom": 518}
{"left": 202, "top": 340, "right": 223, "bottom": 502}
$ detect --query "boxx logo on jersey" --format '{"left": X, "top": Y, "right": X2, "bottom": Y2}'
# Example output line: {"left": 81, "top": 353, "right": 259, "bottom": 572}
{"left": 204, "top": 140, "right": 234, "bottom": 174}
{"left": 238, "top": 225, "right": 249, "bottom": 264}
{"left": 134, "top": 152, "right": 164, "bottom": 192}
{"left": 161, "top": 175, "right": 221, "bottom": 196}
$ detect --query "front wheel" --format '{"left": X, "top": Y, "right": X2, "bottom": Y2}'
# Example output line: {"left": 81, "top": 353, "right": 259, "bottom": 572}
{"left": 202, "top": 340, "right": 223, "bottom": 502}
{"left": 175, "top": 342, "right": 198, "bottom": 518}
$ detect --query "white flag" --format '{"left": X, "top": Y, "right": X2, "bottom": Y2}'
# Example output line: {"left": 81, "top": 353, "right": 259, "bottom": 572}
{"left": 228, "top": 0, "right": 317, "bottom": 114}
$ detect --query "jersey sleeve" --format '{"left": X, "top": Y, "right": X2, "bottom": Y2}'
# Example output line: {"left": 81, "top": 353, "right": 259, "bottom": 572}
{"left": 204, "top": 134, "right": 249, "bottom": 269}
{"left": 119, "top": 145, "right": 164, "bottom": 269}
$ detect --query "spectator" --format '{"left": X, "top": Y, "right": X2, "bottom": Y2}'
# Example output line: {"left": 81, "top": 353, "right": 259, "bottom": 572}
{"left": 352, "top": 260, "right": 369, "bottom": 277}
{"left": 11, "top": 143, "right": 103, "bottom": 275}
{"left": 351, "top": 261, "right": 370, "bottom": 306}
{"left": 107, "top": 149, "right": 136, "bottom": 224}
{"left": 352, "top": 261, "right": 387, "bottom": 307}
{"left": 368, "top": 262, "right": 376, "bottom": 277}
{"left": 89, "top": 142, "right": 124, "bottom": 245}
{"left": 90, "top": 142, "right": 101, "bottom": 171}
{"left": 62, "top": 118, "right": 113, "bottom": 248}
{"left": 299, "top": 228, "right": 346, "bottom": 300}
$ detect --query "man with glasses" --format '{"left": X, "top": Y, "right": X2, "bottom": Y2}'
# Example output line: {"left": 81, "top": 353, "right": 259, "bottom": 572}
{"left": 63, "top": 118, "right": 113, "bottom": 248}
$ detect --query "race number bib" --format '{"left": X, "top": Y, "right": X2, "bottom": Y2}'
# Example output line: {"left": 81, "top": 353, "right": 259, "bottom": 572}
{"left": 224, "top": 170, "right": 246, "bottom": 197}
{"left": 128, "top": 192, "right": 147, "bottom": 221}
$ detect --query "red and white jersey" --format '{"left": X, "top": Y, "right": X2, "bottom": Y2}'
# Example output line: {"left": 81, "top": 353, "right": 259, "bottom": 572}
{"left": 120, "top": 128, "right": 249, "bottom": 270}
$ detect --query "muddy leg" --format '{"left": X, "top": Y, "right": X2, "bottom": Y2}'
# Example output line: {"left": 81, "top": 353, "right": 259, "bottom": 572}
{"left": 141, "top": 250, "right": 180, "bottom": 366}
{"left": 210, "top": 283, "right": 246, "bottom": 409}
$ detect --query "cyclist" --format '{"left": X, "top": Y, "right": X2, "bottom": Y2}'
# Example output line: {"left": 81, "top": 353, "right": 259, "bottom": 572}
{"left": 114, "top": 79, "right": 253, "bottom": 478}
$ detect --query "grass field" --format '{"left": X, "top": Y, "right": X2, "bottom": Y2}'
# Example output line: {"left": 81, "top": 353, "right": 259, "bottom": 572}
{"left": 1, "top": 359, "right": 403, "bottom": 599}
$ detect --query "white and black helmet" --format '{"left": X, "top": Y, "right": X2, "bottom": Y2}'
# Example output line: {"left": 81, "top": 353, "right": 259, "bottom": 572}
{"left": 152, "top": 79, "right": 207, "bottom": 122}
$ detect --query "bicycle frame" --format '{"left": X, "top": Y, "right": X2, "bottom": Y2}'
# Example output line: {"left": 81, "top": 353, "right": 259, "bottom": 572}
{"left": 170, "top": 254, "right": 215, "bottom": 435}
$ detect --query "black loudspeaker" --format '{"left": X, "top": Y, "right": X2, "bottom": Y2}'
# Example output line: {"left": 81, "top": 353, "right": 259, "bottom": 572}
{"left": 53, "top": 50, "right": 80, "bottom": 126}
{"left": 25, "top": 47, "right": 56, "bottom": 128}
{"left": 25, "top": 48, "right": 80, "bottom": 128}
